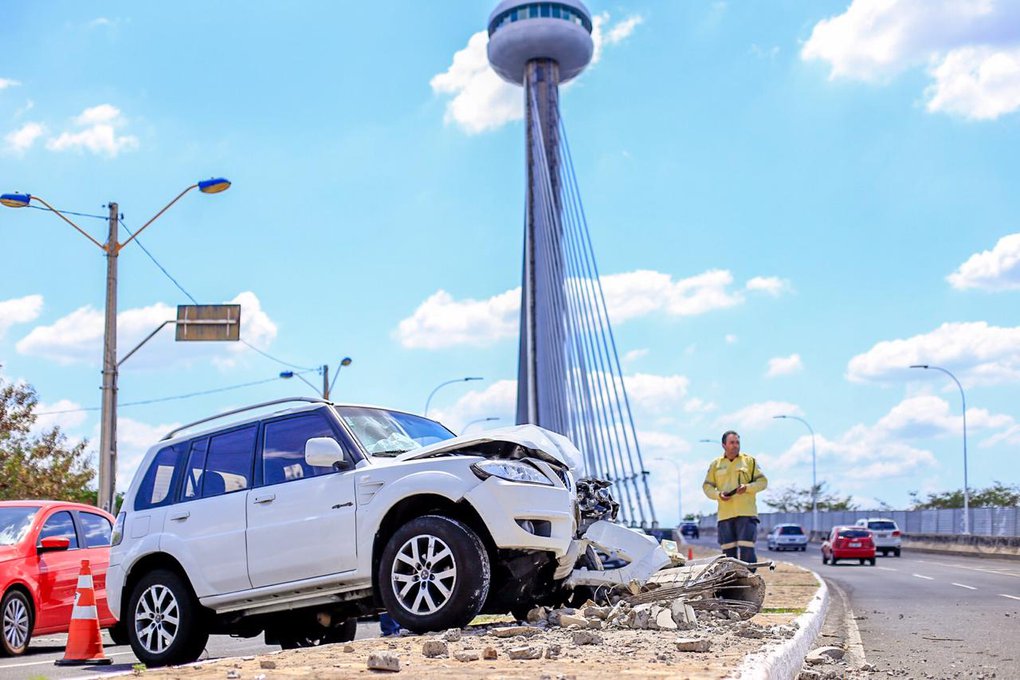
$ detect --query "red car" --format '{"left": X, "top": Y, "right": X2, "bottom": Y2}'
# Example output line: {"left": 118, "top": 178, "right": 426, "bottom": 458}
{"left": 0, "top": 500, "right": 122, "bottom": 655}
{"left": 821, "top": 525, "right": 876, "bottom": 566}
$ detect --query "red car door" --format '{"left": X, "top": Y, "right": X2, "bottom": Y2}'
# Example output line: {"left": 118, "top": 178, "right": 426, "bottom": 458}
{"left": 34, "top": 509, "right": 83, "bottom": 633}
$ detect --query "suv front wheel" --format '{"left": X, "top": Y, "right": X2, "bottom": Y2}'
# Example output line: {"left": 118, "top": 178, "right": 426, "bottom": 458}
{"left": 127, "top": 569, "right": 209, "bottom": 667}
{"left": 379, "top": 515, "right": 490, "bottom": 633}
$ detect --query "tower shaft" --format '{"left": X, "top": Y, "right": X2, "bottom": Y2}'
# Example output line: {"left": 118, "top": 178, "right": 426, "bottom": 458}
{"left": 517, "top": 59, "right": 568, "bottom": 434}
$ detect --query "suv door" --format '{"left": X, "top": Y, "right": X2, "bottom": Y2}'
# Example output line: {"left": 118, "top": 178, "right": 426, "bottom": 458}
{"left": 245, "top": 410, "right": 358, "bottom": 587}
{"left": 169, "top": 425, "right": 257, "bottom": 596}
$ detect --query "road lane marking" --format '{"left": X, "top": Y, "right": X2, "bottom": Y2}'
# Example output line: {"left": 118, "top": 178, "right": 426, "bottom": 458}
{"left": 913, "top": 573, "right": 934, "bottom": 580}
{"left": 918, "top": 560, "right": 1020, "bottom": 579}
{"left": 1000, "top": 594, "right": 1020, "bottom": 602}
{"left": 0, "top": 650, "right": 135, "bottom": 669}
{"left": 952, "top": 583, "right": 976, "bottom": 590}
{"left": 876, "top": 566, "right": 897, "bottom": 572}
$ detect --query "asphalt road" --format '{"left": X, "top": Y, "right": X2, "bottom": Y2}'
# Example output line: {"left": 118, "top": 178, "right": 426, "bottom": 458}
{"left": 0, "top": 620, "right": 382, "bottom": 679}
{"left": 694, "top": 537, "right": 1020, "bottom": 678}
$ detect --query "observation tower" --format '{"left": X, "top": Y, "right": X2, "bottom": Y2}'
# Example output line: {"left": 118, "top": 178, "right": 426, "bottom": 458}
{"left": 487, "top": 2, "right": 657, "bottom": 526}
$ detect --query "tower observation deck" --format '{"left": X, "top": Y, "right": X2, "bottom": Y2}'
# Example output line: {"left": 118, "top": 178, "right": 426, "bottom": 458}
{"left": 487, "top": 1, "right": 657, "bottom": 527}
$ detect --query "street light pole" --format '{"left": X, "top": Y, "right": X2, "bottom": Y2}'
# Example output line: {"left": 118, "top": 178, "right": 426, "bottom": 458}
{"left": 462, "top": 416, "right": 499, "bottom": 434}
{"left": 424, "top": 377, "right": 483, "bottom": 417}
{"left": 281, "top": 357, "right": 352, "bottom": 400}
{"left": 773, "top": 415, "right": 817, "bottom": 536}
{"left": 911, "top": 364, "right": 970, "bottom": 534}
{"left": 3, "top": 178, "right": 231, "bottom": 513}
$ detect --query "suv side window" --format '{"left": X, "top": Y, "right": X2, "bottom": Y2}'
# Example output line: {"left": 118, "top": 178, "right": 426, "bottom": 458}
{"left": 135, "top": 443, "right": 188, "bottom": 510}
{"left": 182, "top": 439, "right": 209, "bottom": 500}
{"left": 202, "top": 425, "right": 258, "bottom": 498}
{"left": 262, "top": 412, "right": 347, "bottom": 485}
{"left": 79, "top": 512, "right": 112, "bottom": 547}
{"left": 39, "top": 511, "right": 79, "bottom": 549}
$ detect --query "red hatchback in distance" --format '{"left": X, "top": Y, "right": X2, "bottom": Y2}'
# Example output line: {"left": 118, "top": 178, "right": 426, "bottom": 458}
{"left": 0, "top": 501, "right": 121, "bottom": 656}
{"left": 821, "top": 525, "right": 876, "bottom": 566}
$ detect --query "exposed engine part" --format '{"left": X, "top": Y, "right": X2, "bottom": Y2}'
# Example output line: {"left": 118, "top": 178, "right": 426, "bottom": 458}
{"left": 575, "top": 477, "right": 619, "bottom": 535}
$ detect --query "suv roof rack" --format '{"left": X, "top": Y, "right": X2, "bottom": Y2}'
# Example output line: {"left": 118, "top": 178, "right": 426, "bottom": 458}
{"left": 161, "top": 397, "right": 330, "bottom": 441}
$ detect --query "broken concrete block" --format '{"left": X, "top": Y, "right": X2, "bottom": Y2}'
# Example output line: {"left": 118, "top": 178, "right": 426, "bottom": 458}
{"left": 558, "top": 613, "right": 589, "bottom": 628}
{"left": 491, "top": 625, "right": 542, "bottom": 638}
{"left": 545, "top": 643, "right": 562, "bottom": 659}
{"left": 798, "top": 670, "right": 821, "bottom": 680}
{"left": 442, "top": 629, "right": 462, "bottom": 642}
{"left": 226, "top": 671, "right": 240, "bottom": 679}
{"left": 454, "top": 650, "right": 480, "bottom": 662}
{"left": 805, "top": 647, "right": 845, "bottom": 665}
{"left": 571, "top": 630, "right": 603, "bottom": 646}
{"left": 630, "top": 604, "right": 652, "bottom": 630}
{"left": 582, "top": 605, "right": 611, "bottom": 620}
{"left": 655, "top": 608, "right": 678, "bottom": 630}
{"left": 526, "top": 606, "right": 548, "bottom": 623}
{"left": 422, "top": 640, "right": 448, "bottom": 658}
{"left": 508, "top": 646, "right": 543, "bottom": 660}
{"left": 482, "top": 646, "right": 498, "bottom": 660}
{"left": 259, "top": 660, "right": 277, "bottom": 669}
{"left": 675, "top": 638, "right": 711, "bottom": 653}
{"left": 342, "top": 644, "right": 355, "bottom": 653}
{"left": 367, "top": 652, "right": 401, "bottom": 672}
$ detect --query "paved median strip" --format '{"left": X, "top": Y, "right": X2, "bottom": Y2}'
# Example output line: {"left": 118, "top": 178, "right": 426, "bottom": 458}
{"left": 952, "top": 583, "right": 976, "bottom": 590}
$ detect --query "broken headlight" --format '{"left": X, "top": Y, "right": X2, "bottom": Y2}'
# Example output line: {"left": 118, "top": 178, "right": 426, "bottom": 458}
{"left": 471, "top": 460, "right": 554, "bottom": 486}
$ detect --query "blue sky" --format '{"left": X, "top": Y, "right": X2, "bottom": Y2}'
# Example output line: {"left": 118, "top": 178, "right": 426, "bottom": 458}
{"left": 2, "top": 1, "right": 1019, "bottom": 524}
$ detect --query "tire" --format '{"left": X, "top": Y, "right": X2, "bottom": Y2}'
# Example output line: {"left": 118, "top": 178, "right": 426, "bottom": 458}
{"left": 894, "top": 549, "right": 901, "bottom": 557}
{"left": 859, "top": 559, "right": 865, "bottom": 565}
{"left": 127, "top": 569, "right": 209, "bottom": 667}
{"left": 0, "top": 590, "right": 33, "bottom": 656}
{"left": 277, "top": 617, "right": 356, "bottom": 649}
{"left": 831, "top": 557, "right": 838, "bottom": 566}
{"left": 801, "top": 546, "right": 807, "bottom": 552}
{"left": 378, "top": 515, "right": 490, "bottom": 633}
{"left": 108, "top": 620, "right": 131, "bottom": 646}
{"left": 869, "top": 558, "right": 876, "bottom": 566}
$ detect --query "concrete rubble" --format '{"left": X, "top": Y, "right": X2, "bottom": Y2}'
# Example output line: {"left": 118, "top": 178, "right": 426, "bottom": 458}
{"left": 366, "top": 651, "right": 401, "bottom": 672}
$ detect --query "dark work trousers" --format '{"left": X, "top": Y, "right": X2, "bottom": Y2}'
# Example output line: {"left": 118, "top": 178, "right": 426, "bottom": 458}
{"left": 718, "top": 515, "right": 759, "bottom": 565}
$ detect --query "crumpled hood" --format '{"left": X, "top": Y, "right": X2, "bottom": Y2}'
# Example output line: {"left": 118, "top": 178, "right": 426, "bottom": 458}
{"left": 396, "top": 424, "right": 583, "bottom": 472}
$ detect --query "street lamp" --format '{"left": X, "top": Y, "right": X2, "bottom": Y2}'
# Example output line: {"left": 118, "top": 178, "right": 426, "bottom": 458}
{"left": 280, "top": 357, "right": 353, "bottom": 399}
{"left": 773, "top": 415, "right": 817, "bottom": 535}
{"left": 2, "top": 178, "right": 231, "bottom": 513}
{"left": 424, "top": 377, "right": 483, "bottom": 417}
{"left": 911, "top": 364, "right": 970, "bottom": 534}
{"left": 462, "top": 417, "right": 499, "bottom": 434}
{"left": 651, "top": 457, "right": 683, "bottom": 526}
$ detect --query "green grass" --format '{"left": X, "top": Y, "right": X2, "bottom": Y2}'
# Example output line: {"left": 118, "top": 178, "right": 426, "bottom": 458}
{"left": 760, "top": 607, "right": 806, "bottom": 614}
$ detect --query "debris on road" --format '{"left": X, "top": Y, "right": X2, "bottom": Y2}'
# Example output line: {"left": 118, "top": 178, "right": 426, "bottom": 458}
{"left": 367, "top": 651, "right": 401, "bottom": 672}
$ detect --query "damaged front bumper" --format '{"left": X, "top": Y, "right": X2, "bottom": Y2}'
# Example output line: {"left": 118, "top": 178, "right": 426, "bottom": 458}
{"left": 561, "top": 520, "right": 673, "bottom": 587}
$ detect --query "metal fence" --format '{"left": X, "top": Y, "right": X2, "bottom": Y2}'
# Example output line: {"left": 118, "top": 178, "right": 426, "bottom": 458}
{"left": 699, "top": 507, "right": 1020, "bottom": 537}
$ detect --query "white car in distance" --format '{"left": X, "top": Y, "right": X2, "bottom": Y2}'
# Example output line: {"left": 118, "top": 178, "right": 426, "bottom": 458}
{"left": 855, "top": 517, "right": 902, "bottom": 557}
{"left": 107, "top": 398, "right": 667, "bottom": 667}
{"left": 766, "top": 523, "right": 808, "bottom": 551}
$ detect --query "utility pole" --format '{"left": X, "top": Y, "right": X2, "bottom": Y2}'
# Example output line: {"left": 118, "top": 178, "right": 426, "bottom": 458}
{"left": 98, "top": 202, "right": 119, "bottom": 513}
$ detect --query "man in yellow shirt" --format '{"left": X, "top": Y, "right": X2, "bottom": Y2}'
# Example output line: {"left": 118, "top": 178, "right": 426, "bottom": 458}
{"left": 702, "top": 430, "right": 768, "bottom": 564}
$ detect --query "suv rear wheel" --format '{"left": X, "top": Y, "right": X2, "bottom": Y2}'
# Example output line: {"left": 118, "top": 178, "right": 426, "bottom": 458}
{"left": 127, "top": 569, "right": 209, "bottom": 667}
{"left": 379, "top": 515, "right": 490, "bottom": 633}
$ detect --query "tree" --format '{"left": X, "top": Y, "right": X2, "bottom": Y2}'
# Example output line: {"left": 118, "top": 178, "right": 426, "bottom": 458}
{"left": 0, "top": 370, "right": 95, "bottom": 502}
{"left": 763, "top": 483, "right": 857, "bottom": 512}
{"left": 909, "top": 482, "right": 1020, "bottom": 510}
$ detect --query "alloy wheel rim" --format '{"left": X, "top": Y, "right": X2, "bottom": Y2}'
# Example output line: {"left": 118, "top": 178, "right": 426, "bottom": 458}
{"left": 135, "top": 584, "right": 180, "bottom": 654}
{"left": 391, "top": 533, "right": 457, "bottom": 615}
{"left": 3, "top": 597, "right": 28, "bottom": 650}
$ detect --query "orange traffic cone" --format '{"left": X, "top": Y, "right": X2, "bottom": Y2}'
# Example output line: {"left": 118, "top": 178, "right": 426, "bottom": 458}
{"left": 687, "top": 546, "right": 694, "bottom": 561}
{"left": 55, "top": 560, "right": 112, "bottom": 666}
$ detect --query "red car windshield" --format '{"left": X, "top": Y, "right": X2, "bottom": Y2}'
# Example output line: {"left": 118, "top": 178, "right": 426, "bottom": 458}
{"left": 0, "top": 507, "right": 39, "bottom": 546}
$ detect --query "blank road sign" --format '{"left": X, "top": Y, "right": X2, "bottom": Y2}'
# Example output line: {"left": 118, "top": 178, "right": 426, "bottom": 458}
{"left": 175, "top": 304, "right": 241, "bottom": 342}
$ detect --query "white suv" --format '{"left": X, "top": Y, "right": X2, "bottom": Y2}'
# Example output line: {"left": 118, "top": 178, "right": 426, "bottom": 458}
{"left": 108, "top": 398, "right": 666, "bottom": 666}
{"left": 854, "top": 518, "right": 902, "bottom": 557}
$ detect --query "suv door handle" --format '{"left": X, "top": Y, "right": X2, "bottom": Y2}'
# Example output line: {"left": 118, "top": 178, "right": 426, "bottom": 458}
{"left": 253, "top": 494, "right": 276, "bottom": 505}
{"left": 169, "top": 511, "right": 190, "bottom": 521}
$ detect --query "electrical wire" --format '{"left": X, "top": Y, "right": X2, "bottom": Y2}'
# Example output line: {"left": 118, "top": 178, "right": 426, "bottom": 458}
{"left": 25, "top": 204, "right": 108, "bottom": 221}
{"left": 34, "top": 371, "right": 317, "bottom": 416}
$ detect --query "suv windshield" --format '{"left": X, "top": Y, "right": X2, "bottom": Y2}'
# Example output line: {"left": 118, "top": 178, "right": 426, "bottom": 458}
{"left": 867, "top": 521, "right": 897, "bottom": 531}
{"left": 779, "top": 526, "right": 804, "bottom": 535}
{"left": 0, "top": 507, "right": 39, "bottom": 546}
{"left": 336, "top": 406, "right": 456, "bottom": 456}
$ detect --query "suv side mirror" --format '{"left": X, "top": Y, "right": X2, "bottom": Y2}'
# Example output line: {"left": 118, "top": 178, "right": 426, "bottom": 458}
{"left": 38, "top": 536, "right": 71, "bottom": 553}
{"left": 305, "top": 437, "right": 350, "bottom": 471}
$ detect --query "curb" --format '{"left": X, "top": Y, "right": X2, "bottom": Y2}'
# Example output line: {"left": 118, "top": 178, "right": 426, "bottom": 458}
{"left": 735, "top": 567, "right": 829, "bottom": 680}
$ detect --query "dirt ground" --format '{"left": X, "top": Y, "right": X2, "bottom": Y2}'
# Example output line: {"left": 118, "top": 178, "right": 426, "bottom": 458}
{"left": 141, "top": 552, "right": 820, "bottom": 680}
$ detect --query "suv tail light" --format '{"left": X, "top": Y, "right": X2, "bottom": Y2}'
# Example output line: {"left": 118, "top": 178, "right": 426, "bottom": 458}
{"left": 111, "top": 512, "right": 125, "bottom": 546}
{"left": 892, "top": 530, "right": 901, "bottom": 537}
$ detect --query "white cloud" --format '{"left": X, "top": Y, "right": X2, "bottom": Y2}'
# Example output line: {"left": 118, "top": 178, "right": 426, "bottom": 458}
{"left": 683, "top": 398, "right": 717, "bottom": 414}
{"left": 431, "top": 14, "right": 643, "bottom": 134}
{"left": 111, "top": 416, "right": 181, "bottom": 493}
{"left": 0, "top": 295, "right": 43, "bottom": 338}
{"left": 428, "top": 379, "right": 517, "bottom": 434}
{"left": 624, "top": 373, "right": 690, "bottom": 415}
{"left": 717, "top": 401, "right": 803, "bottom": 431}
{"left": 46, "top": 104, "right": 138, "bottom": 157}
{"left": 876, "top": 394, "right": 1013, "bottom": 439}
{"left": 397, "top": 269, "right": 790, "bottom": 349}
{"left": 32, "top": 400, "right": 88, "bottom": 434}
{"left": 745, "top": 276, "right": 791, "bottom": 296}
{"left": 623, "top": 348, "right": 648, "bottom": 364}
{"left": 0, "top": 78, "right": 20, "bottom": 90}
{"left": 16, "top": 291, "right": 276, "bottom": 368}
{"left": 725, "top": 334, "right": 738, "bottom": 344}
{"left": 847, "top": 321, "right": 1020, "bottom": 385}
{"left": 4, "top": 122, "right": 45, "bottom": 154}
{"left": 947, "top": 233, "right": 1020, "bottom": 291}
{"left": 395, "top": 288, "right": 520, "bottom": 349}
{"left": 766, "top": 353, "right": 804, "bottom": 378}
{"left": 801, "top": 0, "right": 1020, "bottom": 120}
